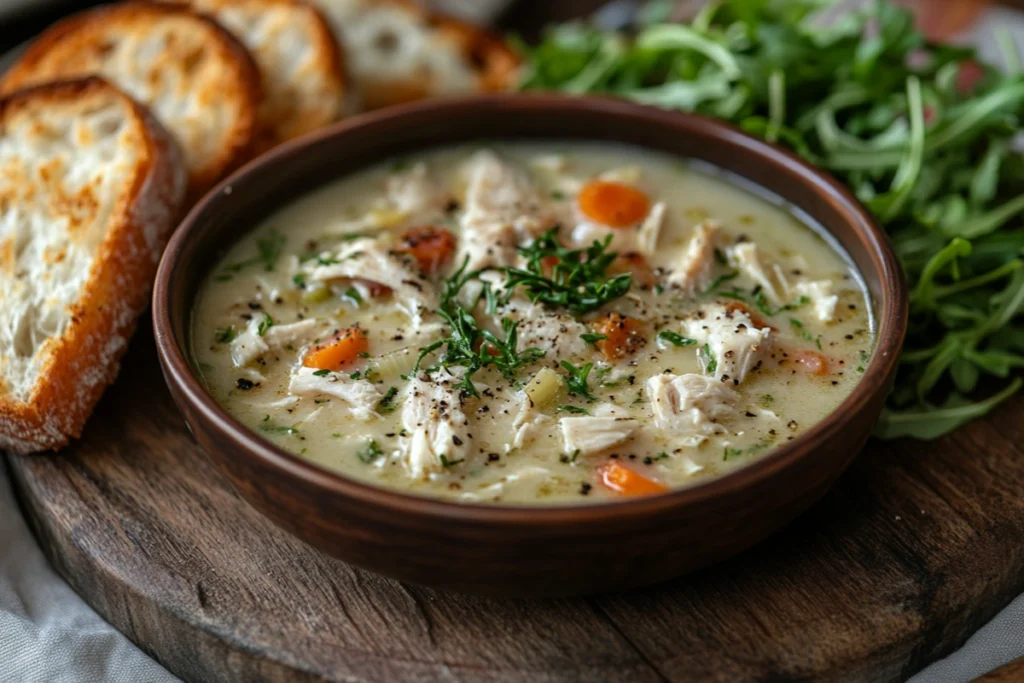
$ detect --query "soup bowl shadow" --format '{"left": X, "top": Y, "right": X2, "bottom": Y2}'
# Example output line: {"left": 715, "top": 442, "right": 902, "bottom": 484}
{"left": 153, "top": 94, "right": 907, "bottom": 597}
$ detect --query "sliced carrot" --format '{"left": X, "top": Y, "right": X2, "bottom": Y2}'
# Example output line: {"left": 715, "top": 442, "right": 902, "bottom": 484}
{"left": 723, "top": 301, "right": 776, "bottom": 331}
{"left": 598, "top": 461, "right": 668, "bottom": 496}
{"left": 592, "top": 313, "right": 646, "bottom": 360}
{"left": 790, "top": 349, "right": 829, "bottom": 376}
{"left": 577, "top": 180, "right": 650, "bottom": 228}
{"left": 610, "top": 252, "right": 656, "bottom": 288}
{"left": 302, "top": 327, "right": 368, "bottom": 371}
{"left": 397, "top": 225, "right": 457, "bottom": 275}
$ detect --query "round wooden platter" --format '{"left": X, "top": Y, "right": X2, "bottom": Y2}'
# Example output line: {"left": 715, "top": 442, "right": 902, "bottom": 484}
{"left": 6, "top": 331, "right": 1024, "bottom": 683}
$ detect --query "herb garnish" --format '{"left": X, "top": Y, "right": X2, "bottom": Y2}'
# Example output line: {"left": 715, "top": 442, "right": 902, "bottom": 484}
{"left": 699, "top": 343, "right": 718, "bottom": 375}
{"left": 790, "top": 318, "right": 821, "bottom": 350}
{"left": 344, "top": 287, "right": 364, "bottom": 306}
{"left": 754, "top": 293, "right": 809, "bottom": 317}
{"left": 557, "top": 405, "right": 590, "bottom": 415}
{"left": 560, "top": 360, "right": 597, "bottom": 401}
{"left": 518, "top": 1, "right": 1024, "bottom": 438}
{"left": 214, "top": 326, "right": 236, "bottom": 343}
{"left": 703, "top": 271, "right": 738, "bottom": 294}
{"left": 357, "top": 439, "right": 383, "bottom": 463}
{"left": 256, "top": 312, "right": 273, "bottom": 336}
{"left": 412, "top": 258, "right": 546, "bottom": 396}
{"left": 222, "top": 228, "right": 286, "bottom": 276}
{"left": 722, "top": 447, "right": 744, "bottom": 461}
{"left": 378, "top": 386, "right": 400, "bottom": 413}
{"left": 439, "top": 454, "right": 464, "bottom": 468}
{"left": 503, "top": 228, "right": 632, "bottom": 314}
{"left": 581, "top": 332, "right": 608, "bottom": 347}
{"left": 560, "top": 448, "right": 581, "bottom": 463}
{"left": 261, "top": 422, "right": 298, "bottom": 435}
{"left": 312, "top": 369, "right": 331, "bottom": 377}
{"left": 657, "top": 330, "right": 698, "bottom": 347}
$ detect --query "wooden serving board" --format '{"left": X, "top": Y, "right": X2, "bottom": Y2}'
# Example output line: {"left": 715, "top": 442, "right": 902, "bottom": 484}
{"left": 7, "top": 329, "right": 1024, "bottom": 683}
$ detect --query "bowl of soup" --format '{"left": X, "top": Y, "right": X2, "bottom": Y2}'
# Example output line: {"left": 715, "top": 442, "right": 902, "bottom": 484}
{"left": 153, "top": 95, "right": 906, "bottom": 596}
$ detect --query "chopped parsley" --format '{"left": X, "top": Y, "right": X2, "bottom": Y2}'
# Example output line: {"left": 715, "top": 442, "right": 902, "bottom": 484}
{"left": 503, "top": 228, "right": 631, "bottom": 314}
{"left": 657, "top": 330, "right": 697, "bottom": 347}
{"left": 559, "top": 448, "right": 581, "bottom": 464}
{"left": 377, "top": 386, "right": 400, "bottom": 413}
{"left": 214, "top": 326, "right": 236, "bottom": 343}
{"left": 560, "top": 360, "right": 597, "bottom": 401}
{"left": 654, "top": 451, "right": 670, "bottom": 461}
{"left": 260, "top": 422, "right": 298, "bottom": 435}
{"left": 755, "top": 292, "right": 809, "bottom": 317}
{"left": 312, "top": 369, "right": 331, "bottom": 377}
{"left": 704, "top": 270, "right": 738, "bottom": 293}
{"left": 556, "top": 405, "right": 590, "bottom": 415}
{"left": 357, "top": 439, "right": 383, "bottom": 463}
{"left": 222, "top": 228, "right": 286, "bottom": 276}
{"left": 256, "top": 312, "right": 273, "bottom": 336}
{"left": 580, "top": 332, "right": 608, "bottom": 347}
{"left": 722, "top": 447, "right": 744, "bottom": 461}
{"left": 344, "top": 287, "right": 364, "bottom": 306}
{"left": 789, "top": 318, "right": 821, "bottom": 349}
{"left": 700, "top": 343, "right": 718, "bottom": 375}
{"left": 292, "top": 273, "right": 306, "bottom": 289}
{"left": 439, "top": 454, "right": 464, "bottom": 468}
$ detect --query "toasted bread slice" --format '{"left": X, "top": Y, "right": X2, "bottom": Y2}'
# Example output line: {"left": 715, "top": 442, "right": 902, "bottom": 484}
{"left": 0, "top": 77, "right": 187, "bottom": 454}
{"left": 182, "top": 0, "right": 347, "bottom": 146}
{"left": 0, "top": 2, "right": 261, "bottom": 198}
{"left": 310, "top": 0, "right": 519, "bottom": 110}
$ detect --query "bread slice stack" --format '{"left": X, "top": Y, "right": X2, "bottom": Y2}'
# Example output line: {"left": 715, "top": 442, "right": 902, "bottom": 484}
{"left": 0, "top": 2, "right": 262, "bottom": 199}
{"left": 0, "top": 78, "right": 187, "bottom": 453}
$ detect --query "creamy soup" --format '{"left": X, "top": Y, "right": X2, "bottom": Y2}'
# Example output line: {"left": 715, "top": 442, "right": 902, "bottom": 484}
{"left": 193, "top": 143, "right": 874, "bottom": 505}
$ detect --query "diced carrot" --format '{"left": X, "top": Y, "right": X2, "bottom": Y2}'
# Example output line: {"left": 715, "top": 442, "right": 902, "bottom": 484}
{"left": 723, "top": 301, "right": 776, "bottom": 331}
{"left": 592, "top": 312, "right": 646, "bottom": 360}
{"left": 397, "top": 226, "right": 457, "bottom": 275}
{"left": 597, "top": 461, "right": 668, "bottom": 496}
{"left": 577, "top": 180, "right": 650, "bottom": 228}
{"left": 610, "top": 252, "right": 656, "bottom": 289}
{"left": 541, "top": 255, "right": 561, "bottom": 278}
{"left": 790, "top": 349, "right": 829, "bottom": 376}
{"left": 302, "top": 327, "right": 368, "bottom": 371}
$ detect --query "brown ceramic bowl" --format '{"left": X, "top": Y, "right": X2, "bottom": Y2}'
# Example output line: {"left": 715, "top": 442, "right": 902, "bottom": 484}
{"left": 153, "top": 94, "right": 907, "bottom": 597}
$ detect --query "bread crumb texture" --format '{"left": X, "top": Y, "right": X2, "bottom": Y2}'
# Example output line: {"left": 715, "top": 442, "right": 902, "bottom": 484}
{"left": 0, "top": 78, "right": 186, "bottom": 453}
{"left": 0, "top": 3, "right": 261, "bottom": 196}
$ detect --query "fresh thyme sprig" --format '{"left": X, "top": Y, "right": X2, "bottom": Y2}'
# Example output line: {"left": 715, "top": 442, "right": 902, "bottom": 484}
{"left": 412, "top": 259, "right": 546, "bottom": 396}
{"left": 503, "top": 228, "right": 632, "bottom": 314}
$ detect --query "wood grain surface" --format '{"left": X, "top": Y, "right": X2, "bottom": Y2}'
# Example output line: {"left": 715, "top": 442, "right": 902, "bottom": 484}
{"left": 8, "top": 326, "right": 1024, "bottom": 682}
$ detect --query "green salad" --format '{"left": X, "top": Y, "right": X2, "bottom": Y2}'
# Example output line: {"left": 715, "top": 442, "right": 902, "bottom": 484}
{"left": 515, "top": 0, "right": 1024, "bottom": 439}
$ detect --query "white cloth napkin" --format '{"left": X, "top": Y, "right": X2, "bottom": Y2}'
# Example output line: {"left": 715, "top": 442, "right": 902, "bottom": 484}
{"left": 0, "top": 473, "right": 178, "bottom": 683}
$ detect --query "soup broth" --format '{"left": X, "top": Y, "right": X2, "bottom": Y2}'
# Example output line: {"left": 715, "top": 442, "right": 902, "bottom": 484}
{"left": 193, "top": 142, "right": 874, "bottom": 504}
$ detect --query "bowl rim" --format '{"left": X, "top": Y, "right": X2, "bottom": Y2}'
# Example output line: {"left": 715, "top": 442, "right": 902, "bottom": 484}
{"left": 153, "top": 93, "right": 908, "bottom": 525}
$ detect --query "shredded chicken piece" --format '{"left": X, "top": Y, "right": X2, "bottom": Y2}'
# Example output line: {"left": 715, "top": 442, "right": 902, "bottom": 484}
{"left": 668, "top": 221, "right": 720, "bottom": 295}
{"left": 726, "top": 242, "right": 785, "bottom": 302}
{"left": 230, "top": 318, "right": 322, "bottom": 367}
{"left": 288, "top": 366, "right": 382, "bottom": 421}
{"left": 499, "top": 300, "right": 589, "bottom": 359}
{"left": 645, "top": 373, "right": 738, "bottom": 446}
{"left": 399, "top": 367, "right": 472, "bottom": 478}
{"left": 386, "top": 162, "right": 448, "bottom": 216}
{"left": 682, "top": 303, "right": 772, "bottom": 384}
{"left": 560, "top": 404, "right": 639, "bottom": 455}
{"left": 459, "top": 150, "right": 548, "bottom": 269}
{"left": 308, "top": 237, "right": 437, "bottom": 325}
{"left": 791, "top": 280, "right": 839, "bottom": 322}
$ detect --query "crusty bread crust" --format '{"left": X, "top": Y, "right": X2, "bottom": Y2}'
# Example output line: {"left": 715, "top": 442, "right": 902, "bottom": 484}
{"left": 0, "top": 77, "right": 187, "bottom": 453}
{"left": 0, "top": 2, "right": 262, "bottom": 199}
{"left": 182, "top": 0, "right": 347, "bottom": 148}
{"left": 313, "top": 0, "right": 519, "bottom": 111}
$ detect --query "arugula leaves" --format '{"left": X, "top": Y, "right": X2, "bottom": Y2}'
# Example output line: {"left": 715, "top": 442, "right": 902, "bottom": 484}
{"left": 519, "top": 0, "right": 1024, "bottom": 438}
